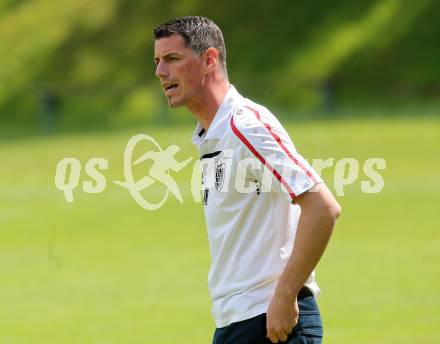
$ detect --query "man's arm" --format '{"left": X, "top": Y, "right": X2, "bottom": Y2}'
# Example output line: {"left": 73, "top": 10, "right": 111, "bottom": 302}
{"left": 266, "top": 183, "right": 341, "bottom": 343}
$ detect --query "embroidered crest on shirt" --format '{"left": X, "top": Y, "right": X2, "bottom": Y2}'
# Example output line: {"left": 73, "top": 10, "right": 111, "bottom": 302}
{"left": 215, "top": 163, "right": 226, "bottom": 191}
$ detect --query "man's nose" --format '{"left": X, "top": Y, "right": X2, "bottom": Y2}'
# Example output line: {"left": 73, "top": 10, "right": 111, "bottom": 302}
{"left": 155, "top": 61, "right": 168, "bottom": 78}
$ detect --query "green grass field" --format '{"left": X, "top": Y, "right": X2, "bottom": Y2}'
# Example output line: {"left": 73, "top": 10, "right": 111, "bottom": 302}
{"left": 1, "top": 117, "right": 439, "bottom": 343}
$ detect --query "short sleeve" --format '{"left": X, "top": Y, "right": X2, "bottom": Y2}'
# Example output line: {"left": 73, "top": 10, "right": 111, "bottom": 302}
{"left": 230, "top": 105, "right": 322, "bottom": 203}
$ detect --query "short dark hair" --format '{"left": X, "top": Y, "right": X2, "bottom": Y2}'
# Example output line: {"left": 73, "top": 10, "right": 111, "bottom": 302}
{"left": 154, "top": 16, "right": 228, "bottom": 78}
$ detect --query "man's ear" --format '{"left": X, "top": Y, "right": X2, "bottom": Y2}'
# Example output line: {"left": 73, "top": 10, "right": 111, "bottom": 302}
{"left": 204, "top": 47, "right": 219, "bottom": 72}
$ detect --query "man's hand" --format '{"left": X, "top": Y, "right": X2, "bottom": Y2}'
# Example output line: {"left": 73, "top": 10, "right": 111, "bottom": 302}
{"left": 266, "top": 292, "right": 299, "bottom": 343}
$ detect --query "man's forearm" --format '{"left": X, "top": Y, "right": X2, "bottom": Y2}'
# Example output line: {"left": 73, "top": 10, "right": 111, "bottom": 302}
{"left": 275, "top": 184, "right": 341, "bottom": 300}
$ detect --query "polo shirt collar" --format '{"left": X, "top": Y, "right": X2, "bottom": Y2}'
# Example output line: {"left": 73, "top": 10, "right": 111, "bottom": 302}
{"left": 192, "top": 85, "right": 243, "bottom": 146}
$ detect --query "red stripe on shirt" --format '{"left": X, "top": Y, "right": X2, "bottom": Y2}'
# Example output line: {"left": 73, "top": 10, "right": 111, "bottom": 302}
{"left": 244, "top": 105, "right": 318, "bottom": 184}
{"left": 230, "top": 116, "right": 297, "bottom": 200}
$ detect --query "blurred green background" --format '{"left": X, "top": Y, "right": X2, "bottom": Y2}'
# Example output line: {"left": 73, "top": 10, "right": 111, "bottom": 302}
{"left": 1, "top": 0, "right": 439, "bottom": 343}
{"left": 1, "top": 0, "right": 439, "bottom": 130}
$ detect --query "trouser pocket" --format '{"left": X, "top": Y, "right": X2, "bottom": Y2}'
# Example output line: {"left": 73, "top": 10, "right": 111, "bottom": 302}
{"left": 289, "top": 296, "right": 323, "bottom": 343}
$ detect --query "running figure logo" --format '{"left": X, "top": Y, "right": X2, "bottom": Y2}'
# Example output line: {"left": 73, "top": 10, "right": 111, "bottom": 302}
{"left": 115, "top": 134, "right": 192, "bottom": 210}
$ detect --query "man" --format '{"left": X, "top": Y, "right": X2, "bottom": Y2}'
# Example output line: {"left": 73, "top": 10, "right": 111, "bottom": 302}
{"left": 153, "top": 16, "right": 341, "bottom": 344}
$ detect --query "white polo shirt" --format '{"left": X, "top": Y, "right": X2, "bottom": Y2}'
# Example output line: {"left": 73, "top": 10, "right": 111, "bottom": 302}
{"left": 192, "top": 85, "right": 323, "bottom": 328}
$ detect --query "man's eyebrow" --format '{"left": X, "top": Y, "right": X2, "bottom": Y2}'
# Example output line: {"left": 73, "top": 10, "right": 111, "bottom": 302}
{"left": 154, "top": 52, "right": 181, "bottom": 62}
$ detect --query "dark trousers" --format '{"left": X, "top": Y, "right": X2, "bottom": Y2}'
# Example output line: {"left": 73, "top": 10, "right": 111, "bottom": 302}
{"left": 212, "top": 293, "right": 323, "bottom": 344}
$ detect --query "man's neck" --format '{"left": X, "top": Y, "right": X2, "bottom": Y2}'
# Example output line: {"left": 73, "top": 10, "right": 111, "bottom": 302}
{"left": 187, "top": 80, "right": 230, "bottom": 130}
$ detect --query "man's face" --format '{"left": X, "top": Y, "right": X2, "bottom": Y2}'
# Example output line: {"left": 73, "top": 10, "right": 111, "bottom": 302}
{"left": 154, "top": 34, "right": 205, "bottom": 108}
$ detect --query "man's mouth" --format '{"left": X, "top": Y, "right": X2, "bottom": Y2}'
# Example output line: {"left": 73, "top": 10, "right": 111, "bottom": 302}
{"left": 163, "top": 83, "right": 179, "bottom": 95}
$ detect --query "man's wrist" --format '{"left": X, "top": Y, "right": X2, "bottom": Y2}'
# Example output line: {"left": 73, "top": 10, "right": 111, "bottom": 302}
{"left": 275, "top": 275, "right": 302, "bottom": 301}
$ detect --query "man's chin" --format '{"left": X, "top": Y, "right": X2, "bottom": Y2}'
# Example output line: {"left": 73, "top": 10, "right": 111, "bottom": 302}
{"left": 168, "top": 97, "right": 184, "bottom": 108}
